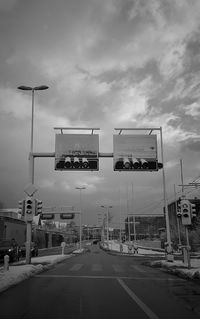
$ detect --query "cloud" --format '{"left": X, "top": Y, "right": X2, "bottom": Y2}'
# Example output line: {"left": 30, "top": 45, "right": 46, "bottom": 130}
{"left": 0, "top": 0, "right": 17, "bottom": 11}
{"left": 75, "top": 175, "right": 105, "bottom": 193}
{"left": 38, "top": 179, "right": 55, "bottom": 189}
{"left": 184, "top": 102, "right": 200, "bottom": 117}
{"left": 0, "top": 87, "right": 31, "bottom": 119}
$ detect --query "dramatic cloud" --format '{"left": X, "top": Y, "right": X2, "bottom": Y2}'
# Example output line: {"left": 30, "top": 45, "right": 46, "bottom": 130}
{"left": 1, "top": 0, "right": 200, "bottom": 224}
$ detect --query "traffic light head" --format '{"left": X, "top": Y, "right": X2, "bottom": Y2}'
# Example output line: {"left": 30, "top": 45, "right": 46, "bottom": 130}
{"left": 25, "top": 196, "right": 34, "bottom": 221}
{"left": 114, "top": 157, "right": 161, "bottom": 171}
{"left": 55, "top": 156, "right": 99, "bottom": 171}
{"left": 35, "top": 199, "right": 43, "bottom": 216}
{"left": 176, "top": 199, "right": 182, "bottom": 218}
{"left": 181, "top": 199, "right": 191, "bottom": 225}
{"left": 18, "top": 200, "right": 25, "bottom": 216}
{"left": 190, "top": 202, "right": 196, "bottom": 218}
{"left": 176, "top": 210, "right": 182, "bottom": 218}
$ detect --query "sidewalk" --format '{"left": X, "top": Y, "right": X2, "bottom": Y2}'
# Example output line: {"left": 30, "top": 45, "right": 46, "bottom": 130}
{"left": 0, "top": 245, "right": 90, "bottom": 294}
{"left": 102, "top": 240, "right": 200, "bottom": 281}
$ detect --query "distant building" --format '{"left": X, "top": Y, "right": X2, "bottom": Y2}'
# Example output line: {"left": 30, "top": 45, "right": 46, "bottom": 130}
{"left": 124, "top": 215, "right": 165, "bottom": 241}
{"left": 0, "top": 209, "right": 26, "bottom": 245}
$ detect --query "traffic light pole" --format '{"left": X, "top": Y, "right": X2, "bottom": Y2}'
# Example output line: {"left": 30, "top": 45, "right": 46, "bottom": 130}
{"left": 25, "top": 153, "right": 35, "bottom": 264}
{"left": 179, "top": 159, "right": 191, "bottom": 269}
{"left": 160, "top": 127, "right": 173, "bottom": 258}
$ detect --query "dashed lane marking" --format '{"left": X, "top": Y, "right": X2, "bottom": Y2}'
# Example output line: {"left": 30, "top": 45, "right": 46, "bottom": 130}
{"left": 69, "top": 264, "right": 84, "bottom": 271}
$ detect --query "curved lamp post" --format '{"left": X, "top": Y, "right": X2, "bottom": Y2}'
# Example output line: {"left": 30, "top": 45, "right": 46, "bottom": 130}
{"left": 17, "top": 85, "right": 48, "bottom": 265}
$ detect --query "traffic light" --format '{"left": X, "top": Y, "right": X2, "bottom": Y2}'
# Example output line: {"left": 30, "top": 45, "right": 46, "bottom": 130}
{"left": 18, "top": 200, "right": 25, "bottom": 216}
{"left": 25, "top": 196, "right": 34, "bottom": 221}
{"left": 190, "top": 202, "right": 196, "bottom": 218}
{"left": 114, "top": 158, "right": 162, "bottom": 171}
{"left": 35, "top": 199, "right": 43, "bottom": 216}
{"left": 176, "top": 198, "right": 182, "bottom": 218}
{"left": 181, "top": 199, "right": 191, "bottom": 225}
{"left": 55, "top": 156, "right": 99, "bottom": 171}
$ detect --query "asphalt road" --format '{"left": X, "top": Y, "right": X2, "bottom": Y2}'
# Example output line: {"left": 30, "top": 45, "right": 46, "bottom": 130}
{"left": 0, "top": 244, "right": 200, "bottom": 319}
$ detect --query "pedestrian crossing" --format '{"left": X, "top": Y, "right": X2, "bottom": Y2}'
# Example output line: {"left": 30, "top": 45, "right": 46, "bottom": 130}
{"left": 68, "top": 263, "right": 148, "bottom": 273}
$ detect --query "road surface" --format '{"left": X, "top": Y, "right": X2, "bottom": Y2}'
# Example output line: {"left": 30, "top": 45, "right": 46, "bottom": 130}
{"left": 0, "top": 244, "right": 200, "bottom": 319}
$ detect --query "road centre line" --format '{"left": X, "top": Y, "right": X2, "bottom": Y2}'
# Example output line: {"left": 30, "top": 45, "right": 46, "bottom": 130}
{"left": 117, "top": 278, "right": 160, "bottom": 319}
{"left": 35, "top": 274, "right": 184, "bottom": 281}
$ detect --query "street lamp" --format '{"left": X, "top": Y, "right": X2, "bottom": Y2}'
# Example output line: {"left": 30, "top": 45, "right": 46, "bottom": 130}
{"left": 18, "top": 85, "right": 49, "bottom": 184}
{"left": 101, "top": 205, "right": 112, "bottom": 246}
{"left": 17, "top": 85, "right": 48, "bottom": 265}
{"left": 76, "top": 186, "right": 86, "bottom": 250}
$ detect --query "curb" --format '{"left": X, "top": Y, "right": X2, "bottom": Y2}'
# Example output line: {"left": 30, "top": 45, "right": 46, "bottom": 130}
{"left": 0, "top": 254, "right": 72, "bottom": 294}
{"left": 100, "top": 245, "right": 165, "bottom": 258}
{"left": 144, "top": 260, "right": 200, "bottom": 281}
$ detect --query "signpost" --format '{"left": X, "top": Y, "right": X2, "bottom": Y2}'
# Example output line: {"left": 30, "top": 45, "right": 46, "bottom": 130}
{"left": 22, "top": 126, "right": 172, "bottom": 263}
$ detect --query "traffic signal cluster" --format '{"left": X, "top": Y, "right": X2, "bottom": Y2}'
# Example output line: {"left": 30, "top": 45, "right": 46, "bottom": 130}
{"left": 18, "top": 198, "right": 75, "bottom": 221}
{"left": 114, "top": 158, "right": 163, "bottom": 171}
{"left": 18, "top": 198, "right": 43, "bottom": 219}
{"left": 176, "top": 199, "right": 197, "bottom": 225}
{"left": 55, "top": 157, "right": 98, "bottom": 171}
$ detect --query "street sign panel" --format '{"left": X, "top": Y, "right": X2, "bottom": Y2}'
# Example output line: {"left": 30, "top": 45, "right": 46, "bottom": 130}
{"left": 60, "top": 213, "right": 75, "bottom": 219}
{"left": 55, "top": 134, "right": 99, "bottom": 171}
{"left": 24, "top": 184, "right": 38, "bottom": 196}
{"left": 40, "top": 213, "right": 55, "bottom": 220}
{"left": 113, "top": 134, "right": 158, "bottom": 171}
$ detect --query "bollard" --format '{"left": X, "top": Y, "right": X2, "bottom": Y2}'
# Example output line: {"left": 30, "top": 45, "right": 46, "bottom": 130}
{"left": 61, "top": 241, "right": 66, "bottom": 255}
{"left": 4, "top": 255, "right": 9, "bottom": 271}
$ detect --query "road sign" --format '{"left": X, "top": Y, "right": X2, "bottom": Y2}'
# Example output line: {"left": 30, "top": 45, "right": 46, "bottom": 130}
{"left": 113, "top": 134, "right": 158, "bottom": 171}
{"left": 60, "top": 213, "right": 75, "bottom": 219}
{"left": 55, "top": 134, "right": 99, "bottom": 171}
{"left": 24, "top": 184, "right": 38, "bottom": 196}
{"left": 40, "top": 213, "right": 55, "bottom": 220}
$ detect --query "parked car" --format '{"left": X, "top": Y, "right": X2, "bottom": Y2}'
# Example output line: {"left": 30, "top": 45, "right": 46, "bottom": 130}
{"left": 20, "top": 242, "right": 38, "bottom": 257}
{"left": 0, "top": 238, "right": 20, "bottom": 262}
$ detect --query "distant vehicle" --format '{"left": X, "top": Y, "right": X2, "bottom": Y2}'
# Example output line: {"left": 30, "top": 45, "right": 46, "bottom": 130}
{"left": 0, "top": 239, "right": 20, "bottom": 262}
{"left": 20, "top": 242, "right": 38, "bottom": 257}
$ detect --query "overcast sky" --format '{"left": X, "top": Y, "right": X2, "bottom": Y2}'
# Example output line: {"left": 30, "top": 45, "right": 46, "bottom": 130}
{"left": 1, "top": 0, "right": 200, "bottom": 226}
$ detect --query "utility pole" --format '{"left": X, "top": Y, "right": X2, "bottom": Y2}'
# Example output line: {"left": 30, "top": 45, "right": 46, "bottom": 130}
{"left": 174, "top": 184, "right": 181, "bottom": 247}
{"left": 180, "top": 159, "right": 191, "bottom": 269}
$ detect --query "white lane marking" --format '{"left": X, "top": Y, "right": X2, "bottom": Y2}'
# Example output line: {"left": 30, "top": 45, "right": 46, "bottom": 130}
{"left": 130, "top": 265, "right": 146, "bottom": 273}
{"left": 112, "top": 264, "right": 124, "bottom": 272}
{"left": 69, "top": 264, "right": 83, "bottom": 271}
{"left": 35, "top": 274, "right": 183, "bottom": 281}
{"left": 92, "top": 264, "right": 102, "bottom": 271}
{"left": 117, "top": 278, "right": 160, "bottom": 319}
